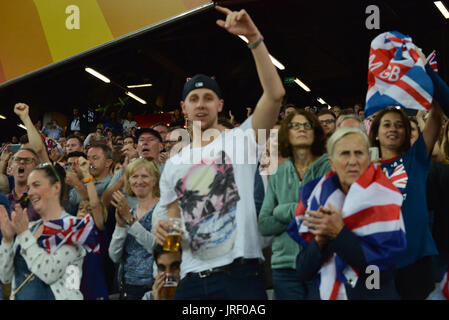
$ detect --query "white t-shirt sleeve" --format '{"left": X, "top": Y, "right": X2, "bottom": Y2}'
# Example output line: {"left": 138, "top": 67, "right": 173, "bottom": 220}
{"left": 159, "top": 160, "right": 178, "bottom": 207}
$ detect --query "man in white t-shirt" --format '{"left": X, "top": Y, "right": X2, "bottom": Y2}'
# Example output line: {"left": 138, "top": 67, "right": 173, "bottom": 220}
{"left": 153, "top": 5, "right": 285, "bottom": 300}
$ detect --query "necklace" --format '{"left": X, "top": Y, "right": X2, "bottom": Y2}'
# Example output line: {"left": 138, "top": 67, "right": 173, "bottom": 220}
{"left": 295, "top": 164, "right": 310, "bottom": 179}
{"left": 136, "top": 198, "right": 158, "bottom": 220}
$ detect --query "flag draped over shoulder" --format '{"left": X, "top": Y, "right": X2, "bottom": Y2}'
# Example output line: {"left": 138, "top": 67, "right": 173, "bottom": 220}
{"left": 37, "top": 214, "right": 100, "bottom": 254}
{"left": 365, "top": 31, "right": 434, "bottom": 117}
{"left": 287, "top": 163, "right": 406, "bottom": 300}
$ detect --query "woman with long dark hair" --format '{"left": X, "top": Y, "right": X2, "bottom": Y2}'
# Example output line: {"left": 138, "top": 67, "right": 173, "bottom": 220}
{"left": 369, "top": 103, "right": 443, "bottom": 299}
{"left": 258, "top": 110, "right": 330, "bottom": 299}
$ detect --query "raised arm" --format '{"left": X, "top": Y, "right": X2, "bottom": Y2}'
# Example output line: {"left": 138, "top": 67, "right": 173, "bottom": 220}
{"left": 78, "top": 157, "right": 104, "bottom": 230}
{"left": 102, "top": 172, "right": 125, "bottom": 208}
{"left": 423, "top": 101, "right": 443, "bottom": 156}
{"left": 215, "top": 6, "right": 285, "bottom": 140}
{"left": 14, "top": 103, "right": 50, "bottom": 163}
{"left": 0, "top": 147, "right": 12, "bottom": 194}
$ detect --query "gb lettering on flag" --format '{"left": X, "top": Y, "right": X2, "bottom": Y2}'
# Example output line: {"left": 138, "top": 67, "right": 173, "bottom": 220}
{"left": 365, "top": 31, "right": 434, "bottom": 118}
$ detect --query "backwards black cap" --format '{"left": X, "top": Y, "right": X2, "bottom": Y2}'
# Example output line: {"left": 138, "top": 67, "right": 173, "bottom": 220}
{"left": 182, "top": 74, "right": 223, "bottom": 101}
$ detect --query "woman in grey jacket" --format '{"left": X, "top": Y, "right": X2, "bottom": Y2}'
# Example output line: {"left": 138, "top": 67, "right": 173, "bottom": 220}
{"left": 258, "top": 110, "right": 330, "bottom": 300}
{"left": 109, "top": 158, "right": 161, "bottom": 300}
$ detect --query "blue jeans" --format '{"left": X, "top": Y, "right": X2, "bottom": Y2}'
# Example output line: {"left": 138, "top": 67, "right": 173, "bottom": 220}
{"left": 272, "top": 268, "right": 320, "bottom": 300}
{"left": 174, "top": 263, "right": 267, "bottom": 300}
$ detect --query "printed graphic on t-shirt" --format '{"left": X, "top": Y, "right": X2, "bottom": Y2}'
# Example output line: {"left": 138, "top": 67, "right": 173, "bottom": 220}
{"left": 382, "top": 158, "right": 408, "bottom": 199}
{"left": 175, "top": 151, "right": 240, "bottom": 260}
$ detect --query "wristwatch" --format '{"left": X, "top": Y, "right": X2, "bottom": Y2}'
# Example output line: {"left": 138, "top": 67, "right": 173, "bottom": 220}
{"left": 126, "top": 216, "right": 136, "bottom": 226}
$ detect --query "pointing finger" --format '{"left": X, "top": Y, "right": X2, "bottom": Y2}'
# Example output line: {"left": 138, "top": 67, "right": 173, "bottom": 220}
{"left": 215, "top": 5, "right": 232, "bottom": 15}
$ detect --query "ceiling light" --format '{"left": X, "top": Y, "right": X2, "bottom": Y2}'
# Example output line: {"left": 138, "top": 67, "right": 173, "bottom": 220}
{"left": 238, "top": 35, "right": 285, "bottom": 70}
{"left": 126, "top": 91, "right": 147, "bottom": 104}
{"left": 269, "top": 55, "right": 285, "bottom": 70}
{"left": 18, "top": 124, "right": 27, "bottom": 130}
{"left": 85, "top": 67, "right": 111, "bottom": 83}
{"left": 238, "top": 35, "right": 249, "bottom": 43}
{"left": 434, "top": 1, "right": 449, "bottom": 18}
{"left": 317, "top": 98, "right": 326, "bottom": 104}
{"left": 294, "top": 78, "right": 311, "bottom": 92}
{"left": 127, "top": 83, "right": 153, "bottom": 88}
{"left": 0, "top": 115, "right": 6, "bottom": 120}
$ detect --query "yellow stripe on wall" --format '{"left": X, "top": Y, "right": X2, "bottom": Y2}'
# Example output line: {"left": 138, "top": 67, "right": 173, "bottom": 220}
{"left": 0, "top": 0, "right": 52, "bottom": 80}
{"left": 33, "top": 0, "right": 114, "bottom": 62}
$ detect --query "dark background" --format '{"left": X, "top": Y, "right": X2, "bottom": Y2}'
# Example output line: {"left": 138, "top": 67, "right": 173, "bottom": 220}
{"left": 0, "top": 0, "right": 448, "bottom": 141}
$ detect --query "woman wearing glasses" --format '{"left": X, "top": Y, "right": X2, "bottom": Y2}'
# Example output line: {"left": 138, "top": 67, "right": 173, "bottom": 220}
{"left": 258, "top": 110, "right": 331, "bottom": 300}
{"left": 0, "top": 163, "right": 85, "bottom": 299}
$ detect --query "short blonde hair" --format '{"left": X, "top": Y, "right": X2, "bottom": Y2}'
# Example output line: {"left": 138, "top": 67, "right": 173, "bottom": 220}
{"left": 124, "top": 158, "right": 160, "bottom": 198}
{"left": 327, "top": 126, "right": 370, "bottom": 159}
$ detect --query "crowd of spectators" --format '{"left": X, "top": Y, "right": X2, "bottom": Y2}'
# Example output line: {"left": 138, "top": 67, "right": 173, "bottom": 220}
{"left": 0, "top": 5, "right": 448, "bottom": 301}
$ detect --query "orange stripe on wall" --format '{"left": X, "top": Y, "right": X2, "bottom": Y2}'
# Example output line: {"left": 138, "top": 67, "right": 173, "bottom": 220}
{"left": 0, "top": 0, "right": 52, "bottom": 82}
{"left": 97, "top": 0, "right": 210, "bottom": 38}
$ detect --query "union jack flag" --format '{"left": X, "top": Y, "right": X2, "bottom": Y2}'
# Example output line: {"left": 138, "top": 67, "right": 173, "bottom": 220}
{"left": 383, "top": 163, "right": 408, "bottom": 190}
{"left": 37, "top": 214, "right": 100, "bottom": 254}
{"left": 287, "top": 163, "right": 406, "bottom": 300}
{"left": 365, "top": 31, "right": 434, "bottom": 118}
{"left": 427, "top": 50, "right": 438, "bottom": 72}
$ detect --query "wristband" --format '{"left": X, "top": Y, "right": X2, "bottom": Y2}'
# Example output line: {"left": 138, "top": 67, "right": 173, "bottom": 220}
{"left": 82, "top": 175, "right": 94, "bottom": 183}
{"left": 248, "top": 35, "right": 264, "bottom": 49}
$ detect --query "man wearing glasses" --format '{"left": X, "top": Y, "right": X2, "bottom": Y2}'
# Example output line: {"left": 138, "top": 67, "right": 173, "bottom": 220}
{"left": 317, "top": 110, "right": 337, "bottom": 137}
{"left": 5, "top": 148, "right": 41, "bottom": 221}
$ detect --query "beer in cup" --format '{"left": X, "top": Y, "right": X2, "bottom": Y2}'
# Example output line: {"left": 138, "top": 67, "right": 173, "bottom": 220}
{"left": 160, "top": 273, "right": 179, "bottom": 300}
{"left": 162, "top": 217, "right": 182, "bottom": 252}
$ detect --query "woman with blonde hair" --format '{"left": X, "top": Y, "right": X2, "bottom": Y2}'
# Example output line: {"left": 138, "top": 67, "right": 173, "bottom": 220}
{"left": 292, "top": 127, "right": 406, "bottom": 300}
{"left": 108, "top": 158, "right": 161, "bottom": 300}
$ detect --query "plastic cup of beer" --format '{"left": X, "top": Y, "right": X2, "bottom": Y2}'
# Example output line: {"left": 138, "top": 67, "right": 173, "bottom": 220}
{"left": 162, "top": 217, "right": 182, "bottom": 252}
{"left": 160, "top": 273, "right": 179, "bottom": 300}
